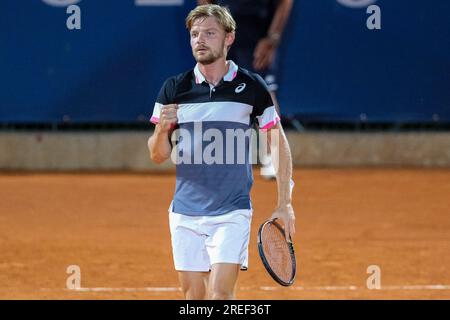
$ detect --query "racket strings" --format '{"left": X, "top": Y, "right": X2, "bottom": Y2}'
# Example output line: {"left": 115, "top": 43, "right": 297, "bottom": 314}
{"left": 261, "top": 223, "right": 294, "bottom": 283}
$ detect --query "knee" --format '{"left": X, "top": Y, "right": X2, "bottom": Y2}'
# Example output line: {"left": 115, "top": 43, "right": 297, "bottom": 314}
{"left": 178, "top": 272, "right": 209, "bottom": 300}
{"left": 208, "top": 289, "right": 234, "bottom": 300}
{"left": 182, "top": 285, "right": 206, "bottom": 300}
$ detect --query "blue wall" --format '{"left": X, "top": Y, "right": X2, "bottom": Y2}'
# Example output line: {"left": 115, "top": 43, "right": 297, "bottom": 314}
{"left": 0, "top": 0, "right": 449, "bottom": 124}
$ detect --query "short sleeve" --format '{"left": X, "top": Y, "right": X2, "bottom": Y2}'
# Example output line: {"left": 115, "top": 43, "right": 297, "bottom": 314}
{"left": 251, "top": 74, "right": 280, "bottom": 130}
{"left": 150, "top": 77, "right": 176, "bottom": 124}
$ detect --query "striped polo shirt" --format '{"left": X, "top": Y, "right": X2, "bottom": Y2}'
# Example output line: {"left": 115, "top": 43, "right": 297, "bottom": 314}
{"left": 151, "top": 60, "right": 280, "bottom": 216}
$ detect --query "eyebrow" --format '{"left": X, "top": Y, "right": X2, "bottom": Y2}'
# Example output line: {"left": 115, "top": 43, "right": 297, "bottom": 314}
{"left": 191, "top": 27, "right": 219, "bottom": 32}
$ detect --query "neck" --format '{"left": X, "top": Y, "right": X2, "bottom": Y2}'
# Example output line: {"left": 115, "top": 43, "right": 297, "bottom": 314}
{"left": 198, "top": 58, "right": 229, "bottom": 86}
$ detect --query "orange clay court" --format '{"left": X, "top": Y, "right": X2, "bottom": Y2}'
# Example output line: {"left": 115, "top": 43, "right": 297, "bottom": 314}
{"left": 0, "top": 168, "right": 449, "bottom": 300}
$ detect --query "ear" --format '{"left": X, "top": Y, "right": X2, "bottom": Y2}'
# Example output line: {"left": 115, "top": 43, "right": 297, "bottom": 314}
{"left": 225, "top": 31, "right": 235, "bottom": 48}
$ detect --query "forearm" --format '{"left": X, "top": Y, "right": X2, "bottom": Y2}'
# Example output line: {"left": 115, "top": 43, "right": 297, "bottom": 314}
{"left": 267, "top": 0, "right": 293, "bottom": 43}
{"left": 270, "top": 125, "right": 293, "bottom": 207}
{"left": 148, "top": 125, "right": 172, "bottom": 164}
{"left": 197, "top": 0, "right": 212, "bottom": 5}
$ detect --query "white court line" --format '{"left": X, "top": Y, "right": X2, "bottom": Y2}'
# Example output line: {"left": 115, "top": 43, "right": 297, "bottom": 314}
{"left": 39, "top": 287, "right": 182, "bottom": 292}
{"left": 37, "top": 285, "right": 450, "bottom": 293}
{"left": 382, "top": 285, "right": 450, "bottom": 291}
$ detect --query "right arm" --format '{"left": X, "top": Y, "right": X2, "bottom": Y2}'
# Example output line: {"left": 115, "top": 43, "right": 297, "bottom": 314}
{"left": 147, "top": 104, "right": 178, "bottom": 164}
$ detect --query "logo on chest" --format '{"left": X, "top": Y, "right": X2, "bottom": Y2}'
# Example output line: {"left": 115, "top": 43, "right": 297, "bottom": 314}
{"left": 235, "top": 83, "right": 246, "bottom": 94}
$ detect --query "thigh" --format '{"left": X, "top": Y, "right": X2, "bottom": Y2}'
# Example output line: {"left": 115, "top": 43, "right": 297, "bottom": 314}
{"left": 207, "top": 263, "right": 241, "bottom": 300}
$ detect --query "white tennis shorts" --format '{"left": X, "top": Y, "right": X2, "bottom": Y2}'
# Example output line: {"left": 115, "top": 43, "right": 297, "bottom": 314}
{"left": 168, "top": 209, "right": 253, "bottom": 272}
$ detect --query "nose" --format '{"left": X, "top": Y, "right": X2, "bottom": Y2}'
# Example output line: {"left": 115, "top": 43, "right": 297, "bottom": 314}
{"left": 196, "top": 31, "right": 206, "bottom": 44}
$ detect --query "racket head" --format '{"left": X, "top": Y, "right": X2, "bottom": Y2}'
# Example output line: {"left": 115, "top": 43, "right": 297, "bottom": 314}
{"left": 257, "top": 218, "right": 296, "bottom": 286}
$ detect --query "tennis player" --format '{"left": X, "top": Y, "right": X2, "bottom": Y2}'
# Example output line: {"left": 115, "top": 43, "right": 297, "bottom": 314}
{"left": 147, "top": 4, "right": 295, "bottom": 300}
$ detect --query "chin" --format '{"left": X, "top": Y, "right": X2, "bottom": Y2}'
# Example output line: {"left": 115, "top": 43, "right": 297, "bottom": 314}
{"left": 198, "top": 59, "right": 215, "bottom": 65}
{"left": 195, "top": 56, "right": 216, "bottom": 65}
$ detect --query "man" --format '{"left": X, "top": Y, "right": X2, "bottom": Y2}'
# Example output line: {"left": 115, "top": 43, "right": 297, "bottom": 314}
{"left": 198, "top": 0, "right": 294, "bottom": 178}
{"left": 148, "top": 4, "right": 295, "bottom": 300}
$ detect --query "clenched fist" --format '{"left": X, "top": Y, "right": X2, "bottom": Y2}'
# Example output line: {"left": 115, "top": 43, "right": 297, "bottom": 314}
{"left": 158, "top": 104, "right": 178, "bottom": 132}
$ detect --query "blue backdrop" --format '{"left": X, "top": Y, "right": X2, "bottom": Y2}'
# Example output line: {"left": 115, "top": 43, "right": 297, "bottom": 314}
{"left": 1, "top": 0, "right": 449, "bottom": 124}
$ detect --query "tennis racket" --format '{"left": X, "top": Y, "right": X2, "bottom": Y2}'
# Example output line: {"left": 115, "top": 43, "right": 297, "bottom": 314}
{"left": 257, "top": 218, "right": 296, "bottom": 286}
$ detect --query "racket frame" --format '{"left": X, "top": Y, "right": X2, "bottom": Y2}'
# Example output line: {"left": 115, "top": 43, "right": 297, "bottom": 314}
{"left": 257, "top": 219, "right": 296, "bottom": 286}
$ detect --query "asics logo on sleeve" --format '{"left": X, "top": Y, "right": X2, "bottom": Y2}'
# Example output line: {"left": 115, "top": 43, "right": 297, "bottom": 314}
{"left": 235, "top": 83, "right": 246, "bottom": 93}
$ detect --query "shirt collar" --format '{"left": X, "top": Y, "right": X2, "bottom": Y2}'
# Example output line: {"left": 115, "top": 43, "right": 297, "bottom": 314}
{"left": 194, "top": 60, "right": 238, "bottom": 84}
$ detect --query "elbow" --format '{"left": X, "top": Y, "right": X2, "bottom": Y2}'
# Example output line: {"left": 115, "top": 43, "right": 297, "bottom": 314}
{"left": 150, "top": 151, "right": 167, "bottom": 164}
{"left": 147, "top": 137, "right": 161, "bottom": 164}
{"left": 151, "top": 154, "right": 166, "bottom": 164}
{"left": 150, "top": 148, "right": 171, "bottom": 164}
{"left": 147, "top": 135, "right": 170, "bottom": 164}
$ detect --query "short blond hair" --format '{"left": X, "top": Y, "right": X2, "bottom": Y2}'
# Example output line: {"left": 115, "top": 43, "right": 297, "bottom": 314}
{"left": 185, "top": 4, "right": 236, "bottom": 33}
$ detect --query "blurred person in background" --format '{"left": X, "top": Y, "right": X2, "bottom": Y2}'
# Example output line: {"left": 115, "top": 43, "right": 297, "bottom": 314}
{"left": 198, "top": 0, "right": 294, "bottom": 179}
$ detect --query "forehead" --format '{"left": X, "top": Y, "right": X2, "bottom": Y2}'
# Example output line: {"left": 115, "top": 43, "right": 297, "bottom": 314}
{"left": 191, "top": 16, "right": 222, "bottom": 30}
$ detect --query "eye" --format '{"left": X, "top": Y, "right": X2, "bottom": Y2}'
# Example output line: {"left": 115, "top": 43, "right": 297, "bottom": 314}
{"left": 191, "top": 32, "right": 198, "bottom": 38}
{"left": 207, "top": 31, "right": 215, "bottom": 36}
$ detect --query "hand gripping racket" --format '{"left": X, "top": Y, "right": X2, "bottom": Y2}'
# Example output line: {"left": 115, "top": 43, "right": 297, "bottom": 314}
{"left": 257, "top": 218, "right": 296, "bottom": 286}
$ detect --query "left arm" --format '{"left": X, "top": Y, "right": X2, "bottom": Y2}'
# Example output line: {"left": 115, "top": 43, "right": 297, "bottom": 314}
{"left": 253, "top": 0, "right": 294, "bottom": 70}
{"left": 267, "top": 0, "right": 294, "bottom": 45}
{"left": 267, "top": 122, "right": 296, "bottom": 241}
